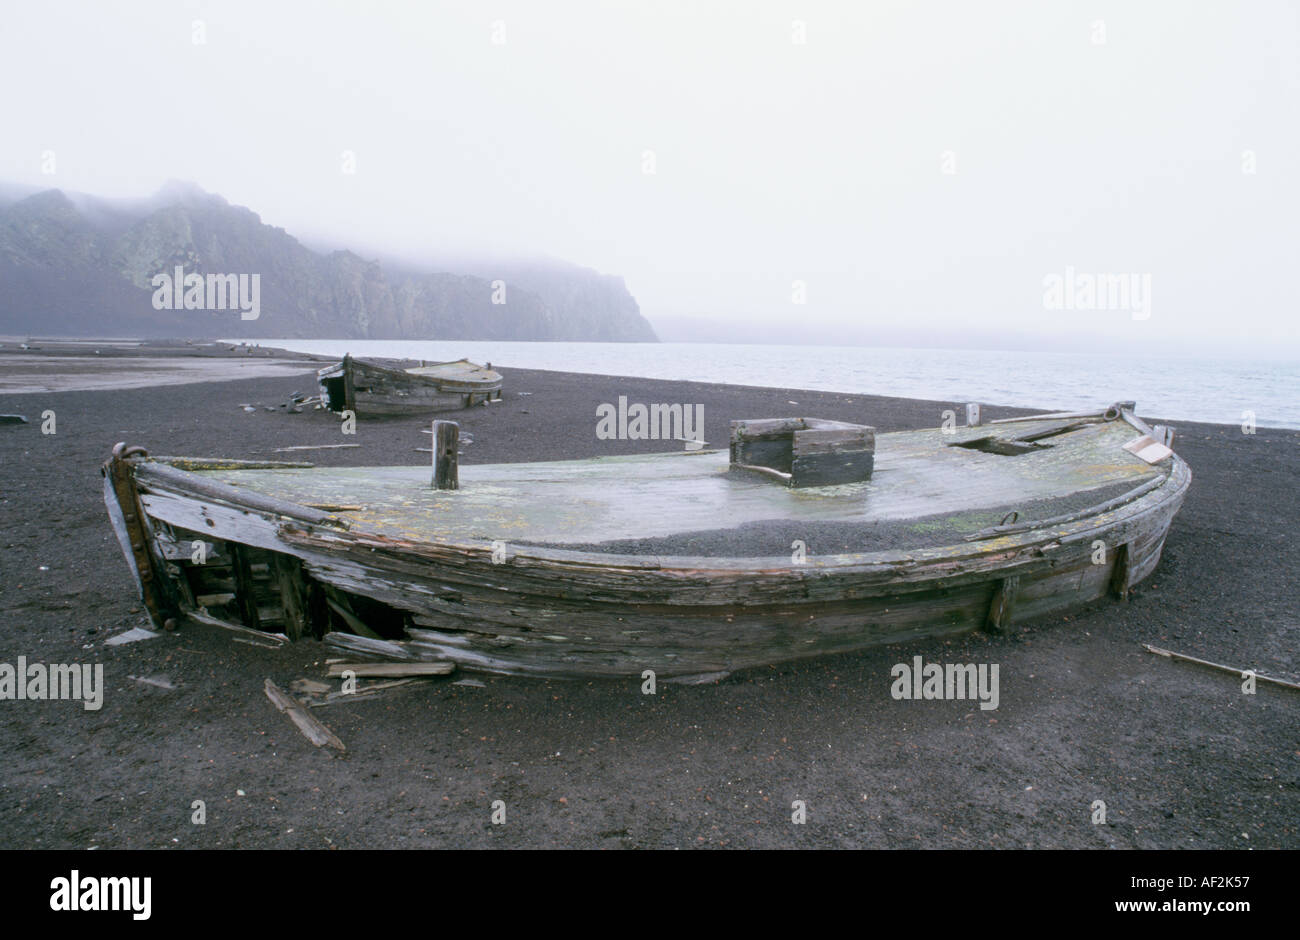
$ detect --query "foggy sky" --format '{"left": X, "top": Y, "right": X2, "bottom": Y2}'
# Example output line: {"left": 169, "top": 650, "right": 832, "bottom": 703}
{"left": 2, "top": 1, "right": 1296, "bottom": 356}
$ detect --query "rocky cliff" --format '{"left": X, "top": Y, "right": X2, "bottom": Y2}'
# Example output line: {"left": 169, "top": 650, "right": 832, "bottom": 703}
{"left": 0, "top": 182, "right": 658, "bottom": 341}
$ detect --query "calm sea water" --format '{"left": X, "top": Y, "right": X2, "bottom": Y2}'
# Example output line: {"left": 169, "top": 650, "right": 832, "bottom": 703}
{"left": 235, "top": 339, "right": 1300, "bottom": 430}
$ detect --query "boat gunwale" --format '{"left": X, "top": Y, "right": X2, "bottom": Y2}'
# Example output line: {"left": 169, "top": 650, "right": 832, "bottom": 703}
{"left": 132, "top": 446, "right": 1191, "bottom": 580}
{"left": 280, "top": 456, "right": 1189, "bottom": 575}
{"left": 316, "top": 356, "right": 503, "bottom": 390}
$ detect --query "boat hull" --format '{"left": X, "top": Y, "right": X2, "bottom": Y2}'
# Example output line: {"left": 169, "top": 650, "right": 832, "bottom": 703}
{"left": 318, "top": 355, "right": 503, "bottom": 416}
{"left": 102, "top": 436, "right": 1191, "bottom": 680}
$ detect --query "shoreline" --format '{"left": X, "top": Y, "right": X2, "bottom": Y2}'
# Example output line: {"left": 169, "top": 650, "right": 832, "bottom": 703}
{"left": 0, "top": 338, "right": 1292, "bottom": 430}
{"left": 233, "top": 338, "right": 1300, "bottom": 434}
{"left": 0, "top": 347, "right": 1296, "bottom": 849}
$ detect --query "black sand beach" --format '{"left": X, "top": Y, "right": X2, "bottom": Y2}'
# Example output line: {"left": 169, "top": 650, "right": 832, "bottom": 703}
{"left": 0, "top": 347, "right": 1296, "bottom": 849}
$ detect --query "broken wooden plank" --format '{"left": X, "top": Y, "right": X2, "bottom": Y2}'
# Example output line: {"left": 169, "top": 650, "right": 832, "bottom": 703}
{"left": 988, "top": 408, "right": 1112, "bottom": 425}
{"left": 186, "top": 608, "right": 287, "bottom": 646}
{"left": 273, "top": 444, "right": 362, "bottom": 452}
{"left": 322, "top": 588, "right": 382, "bottom": 639}
{"left": 310, "top": 678, "right": 423, "bottom": 706}
{"left": 1123, "top": 434, "right": 1173, "bottom": 464}
{"left": 135, "top": 461, "right": 349, "bottom": 528}
{"left": 1143, "top": 645, "right": 1300, "bottom": 691}
{"left": 326, "top": 662, "right": 455, "bottom": 678}
{"left": 151, "top": 456, "right": 314, "bottom": 470}
{"left": 264, "top": 679, "right": 346, "bottom": 749}
{"left": 273, "top": 554, "right": 311, "bottom": 641}
{"left": 227, "top": 543, "right": 262, "bottom": 631}
{"left": 322, "top": 631, "right": 416, "bottom": 660}
{"left": 129, "top": 674, "right": 176, "bottom": 690}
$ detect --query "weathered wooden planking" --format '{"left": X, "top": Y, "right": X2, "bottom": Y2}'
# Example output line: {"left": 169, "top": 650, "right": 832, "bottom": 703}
{"left": 788, "top": 450, "right": 875, "bottom": 488}
{"left": 325, "top": 662, "right": 454, "bottom": 678}
{"left": 136, "top": 453, "right": 1186, "bottom": 614}
{"left": 264, "top": 679, "right": 345, "bottom": 750}
{"left": 107, "top": 407, "right": 1191, "bottom": 678}
{"left": 227, "top": 544, "right": 262, "bottom": 630}
{"left": 136, "top": 480, "right": 1184, "bottom": 658}
{"left": 985, "top": 576, "right": 1020, "bottom": 633}
{"left": 731, "top": 417, "right": 875, "bottom": 487}
{"left": 405, "top": 359, "right": 503, "bottom": 391}
{"left": 432, "top": 420, "right": 459, "bottom": 490}
{"left": 192, "top": 418, "right": 1163, "bottom": 549}
{"left": 273, "top": 554, "right": 310, "bottom": 641}
{"left": 150, "top": 456, "right": 314, "bottom": 471}
{"left": 318, "top": 357, "right": 502, "bottom": 416}
{"left": 323, "top": 632, "right": 416, "bottom": 660}
{"left": 266, "top": 491, "right": 1180, "bottom": 677}
{"left": 143, "top": 510, "right": 1181, "bottom": 678}
{"left": 136, "top": 461, "right": 349, "bottom": 529}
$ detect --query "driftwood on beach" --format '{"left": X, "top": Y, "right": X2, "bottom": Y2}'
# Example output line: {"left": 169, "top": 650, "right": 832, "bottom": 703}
{"left": 101, "top": 403, "right": 1190, "bottom": 680}
{"left": 264, "top": 679, "right": 346, "bottom": 750}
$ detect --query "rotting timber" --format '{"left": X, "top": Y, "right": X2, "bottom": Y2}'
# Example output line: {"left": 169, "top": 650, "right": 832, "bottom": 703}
{"left": 317, "top": 354, "right": 503, "bottom": 416}
{"left": 101, "top": 403, "right": 1190, "bottom": 681}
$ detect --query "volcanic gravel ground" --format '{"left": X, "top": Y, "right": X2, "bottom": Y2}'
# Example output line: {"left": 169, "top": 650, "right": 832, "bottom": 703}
{"left": 0, "top": 358, "right": 1295, "bottom": 848}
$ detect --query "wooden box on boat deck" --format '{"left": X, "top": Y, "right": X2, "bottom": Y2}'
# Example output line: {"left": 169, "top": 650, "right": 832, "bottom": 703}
{"left": 729, "top": 417, "right": 875, "bottom": 487}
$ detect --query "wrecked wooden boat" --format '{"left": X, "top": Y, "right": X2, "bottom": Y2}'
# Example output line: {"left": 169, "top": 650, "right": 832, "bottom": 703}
{"left": 102, "top": 402, "right": 1190, "bottom": 680}
{"left": 317, "top": 354, "right": 503, "bottom": 416}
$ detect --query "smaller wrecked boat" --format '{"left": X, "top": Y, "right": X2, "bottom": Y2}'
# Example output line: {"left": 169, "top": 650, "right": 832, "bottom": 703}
{"left": 317, "top": 354, "right": 503, "bottom": 416}
{"left": 102, "top": 401, "right": 1189, "bottom": 681}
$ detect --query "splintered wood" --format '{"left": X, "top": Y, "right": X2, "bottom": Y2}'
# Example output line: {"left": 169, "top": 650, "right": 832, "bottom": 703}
{"left": 1143, "top": 644, "right": 1300, "bottom": 691}
{"left": 263, "top": 679, "right": 346, "bottom": 750}
{"left": 327, "top": 662, "right": 455, "bottom": 678}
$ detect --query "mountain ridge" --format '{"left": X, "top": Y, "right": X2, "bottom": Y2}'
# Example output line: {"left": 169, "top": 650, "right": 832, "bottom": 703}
{"left": 0, "top": 181, "right": 658, "bottom": 342}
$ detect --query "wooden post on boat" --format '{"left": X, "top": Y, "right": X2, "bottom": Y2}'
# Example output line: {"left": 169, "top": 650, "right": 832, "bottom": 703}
{"left": 102, "top": 443, "right": 180, "bottom": 631}
{"left": 341, "top": 353, "right": 356, "bottom": 412}
{"left": 985, "top": 575, "right": 1019, "bottom": 633}
{"left": 1109, "top": 543, "right": 1131, "bottom": 602}
{"left": 432, "top": 420, "right": 459, "bottom": 489}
